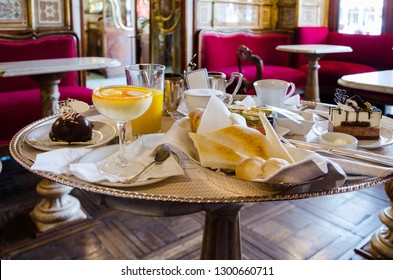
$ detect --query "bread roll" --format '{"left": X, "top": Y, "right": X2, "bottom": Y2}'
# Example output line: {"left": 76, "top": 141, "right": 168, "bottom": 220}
{"left": 235, "top": 157, "right": 266, "bottom": 180}
{"left": 258, "top": 158, "right": 290, "bottom": 179}
{"left": 188, "top": 108, "right": 204, "bottom": 132}
{"left": 235, "top": 157, "right": 289, "bottom": 180}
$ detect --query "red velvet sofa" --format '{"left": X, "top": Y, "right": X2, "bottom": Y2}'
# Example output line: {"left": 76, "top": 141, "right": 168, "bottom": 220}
{"left": 294, "top": 26, "right": 393, "bottom": 104}
{"left": 0, "top": 31, "right": 93, "bottom": 146}
{"left": 197, "top": 29, "right": 307, "bottom": 94}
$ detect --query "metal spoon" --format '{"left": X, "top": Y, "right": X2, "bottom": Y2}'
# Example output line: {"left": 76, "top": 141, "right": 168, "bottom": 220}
{"left": 122, "top": 144, "right": 171, "bottom": 184}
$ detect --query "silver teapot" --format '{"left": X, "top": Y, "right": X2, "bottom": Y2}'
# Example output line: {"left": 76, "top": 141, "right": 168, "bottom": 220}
{"left": 208, "top": 72, "right": 243, "bottom": 96}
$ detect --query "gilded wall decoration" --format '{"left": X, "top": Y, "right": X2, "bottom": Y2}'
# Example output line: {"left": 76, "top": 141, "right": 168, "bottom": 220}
{"left": 35, "top": 0, "right": 65, "bottom": 27}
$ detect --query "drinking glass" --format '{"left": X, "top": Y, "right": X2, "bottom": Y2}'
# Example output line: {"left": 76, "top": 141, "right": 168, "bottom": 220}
{"left": 92, "top": 85, "right": 152, "bottom": 178}
{"left": 125, "top": 64, "right": 165, "bottom": 135}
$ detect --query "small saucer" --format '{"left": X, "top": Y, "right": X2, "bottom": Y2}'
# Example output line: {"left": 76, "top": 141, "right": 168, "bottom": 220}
{"left": 25, "top": 121, "right": 116, "bottom": 151}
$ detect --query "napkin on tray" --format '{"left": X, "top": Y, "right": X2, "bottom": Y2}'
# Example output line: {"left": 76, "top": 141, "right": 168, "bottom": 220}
{"left": 322, "top": 157, "right": 393, "bottom": 178}
{"left": 160, "top": 95, "right": 348, "bottom": 188}
{"left": 235, "top": 93, "right": 300, "bottom": 110}
{"left": 304, "top": 103, "right": 331, "bottom": 119}
{"left": 31, "top": 133, "right": 185, "bottom": 183}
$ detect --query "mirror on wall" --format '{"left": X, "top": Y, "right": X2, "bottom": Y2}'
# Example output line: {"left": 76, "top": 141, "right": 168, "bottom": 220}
{"left": 136, "top": 0, "right": 150, "bottom": 63}
{"left": 150, "top": 0, "right": 182, "bottom": 73}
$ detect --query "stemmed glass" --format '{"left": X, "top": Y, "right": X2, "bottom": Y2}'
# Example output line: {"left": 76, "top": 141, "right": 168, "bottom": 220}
{"left": 92, "top": 85, "right": 152, "bottom": 179}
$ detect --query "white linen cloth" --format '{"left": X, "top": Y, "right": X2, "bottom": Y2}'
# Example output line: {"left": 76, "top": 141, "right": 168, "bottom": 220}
{"left": 31, "top": 133, "right": 185, "bottom": 183}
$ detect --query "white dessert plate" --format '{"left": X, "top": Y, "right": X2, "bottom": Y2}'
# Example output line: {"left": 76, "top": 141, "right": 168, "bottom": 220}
{"left": 313, "top": 121, "right": 393, "bottom": 149}
{"left": 78, "top": 145, "right": 176, "bottom": 188}
{"left": 25, "top": 121, "right": 117, "bottom": 151}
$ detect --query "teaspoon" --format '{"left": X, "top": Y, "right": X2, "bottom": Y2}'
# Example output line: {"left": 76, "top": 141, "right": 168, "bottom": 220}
{"left": 122, "top": 144, "right": 171, "bottom": 184}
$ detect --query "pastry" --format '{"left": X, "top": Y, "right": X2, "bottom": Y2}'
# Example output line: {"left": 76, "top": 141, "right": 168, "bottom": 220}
{"left": 328, "top": 90, "right": 382, "bottom": 140}
{"left": 49, "top": 100, "right": 92, "bottom": 143}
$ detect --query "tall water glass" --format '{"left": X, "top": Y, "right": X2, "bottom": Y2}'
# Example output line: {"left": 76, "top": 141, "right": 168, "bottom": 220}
{"left": 125, "top": 64, "right": 166, "bottom": 135}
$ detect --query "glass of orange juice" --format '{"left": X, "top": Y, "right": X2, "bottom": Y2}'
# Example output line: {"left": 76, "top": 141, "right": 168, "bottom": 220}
{"left": 92, "top": 86, "right": 152, "bottom": 179}
{"left": 125, "top": 64, "right": 166, "bottom": 136}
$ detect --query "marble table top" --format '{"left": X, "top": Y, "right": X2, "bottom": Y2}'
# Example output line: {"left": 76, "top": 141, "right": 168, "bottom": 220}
{"left": 338, "top": 70, "right": 393, "bottom": 95}
{"left": 276, "top": 44, "right": 353, "bottom": 55}
{"left": 0, "top": 57, "right": 121, "bottom": 78}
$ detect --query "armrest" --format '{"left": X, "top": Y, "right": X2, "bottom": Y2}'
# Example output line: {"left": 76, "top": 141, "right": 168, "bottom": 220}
{"left": 237, "top": 45, "right": 263, "bottom": 94}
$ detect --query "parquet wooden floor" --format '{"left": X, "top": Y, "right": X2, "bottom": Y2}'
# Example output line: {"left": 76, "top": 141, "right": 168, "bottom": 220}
{"left": 0, "top": 150, "right": 389, "bottom": 260}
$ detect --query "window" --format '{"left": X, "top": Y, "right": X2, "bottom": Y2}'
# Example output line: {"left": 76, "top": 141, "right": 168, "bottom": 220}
{"left": 337, "top": 0, "right": 383, "bottom": 34}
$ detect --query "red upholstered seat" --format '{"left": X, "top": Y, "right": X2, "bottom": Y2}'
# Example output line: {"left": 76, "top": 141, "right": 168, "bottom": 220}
{"left": 261, "top": 66, "right": 306, "bottom": 86}
{"left": 0, "top": 86, "right": 92, "bottom": 146}
{"left": 198, "top": 29, "right": 307, "bottom": 95}
{"left": 298, "top": 61, "right": 377, "bottom": 86}
{"left": 325, "top": 32, "right": 393, "bottom": 70}
{"left": 294, "top": 27, "right": 393, "bottom": 106}
{"left": 0, "top": 36, "right": 78, "bottom": 92}
{"left": 294, "top": 27, "right": 393, "bottom": 72}
{"left": 0, "top": 32, "right": 93, "bottom": 145}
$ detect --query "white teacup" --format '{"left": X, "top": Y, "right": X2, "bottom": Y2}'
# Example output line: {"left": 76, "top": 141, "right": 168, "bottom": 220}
{"left": 184, "top": 88, "right": 230, "bottom": 111}
{"left": 253, "top": 79, "right": 296, "bottom": 108}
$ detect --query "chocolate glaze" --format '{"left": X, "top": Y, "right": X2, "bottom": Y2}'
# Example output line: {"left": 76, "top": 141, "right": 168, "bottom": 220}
{"left": 49, "top": 115, "right": 93, "bottom": 143}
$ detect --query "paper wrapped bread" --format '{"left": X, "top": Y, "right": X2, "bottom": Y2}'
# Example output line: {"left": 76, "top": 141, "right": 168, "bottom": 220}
{"left": 188, "top": 109, "right": 294, "bottom": 178}
{"left": 235, "top": 157, "right": 290, "bottom": 180}
{"left": 189, "top": 133, "right": 248, "bottom": 170}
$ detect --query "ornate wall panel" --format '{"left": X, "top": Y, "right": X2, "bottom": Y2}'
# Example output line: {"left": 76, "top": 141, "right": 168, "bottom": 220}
{"left": 0, "top": 0, "right": 71, "bottom": 30}
{"left": 0, "top": 0, "right": 29, "bottom": 29}
{"left": 195, "top": 0, "right": 327, "bottom": 30}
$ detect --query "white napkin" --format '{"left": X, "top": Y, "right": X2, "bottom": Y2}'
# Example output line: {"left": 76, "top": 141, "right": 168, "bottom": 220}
{"left": 274, "top": 110, "right": 315, "bottom": 136}
{"left": 32, "top": 148, "right": 92, "bottom": 175}
{"left": 234, "top": 94, "right": 300, "bottom": 110}
{"left": 284, "top": 94, "right": 300, "bottom": 110}
{"left": 322, "top": 157, "right": 393, "bottom": 178}
{"left": 32, "top": 134, "right": 185, "bottom": 183}
{"left": 304, "top": 103, "right": 330, "bottom": 119}
{"left": 235, "top": 95, "right": 256, "bottom": 107}
{"left": 197, "top": 95, "right": 232, "bottom": 134}
{"left": 161, "top": 95, "right": 347, "bottom": 188}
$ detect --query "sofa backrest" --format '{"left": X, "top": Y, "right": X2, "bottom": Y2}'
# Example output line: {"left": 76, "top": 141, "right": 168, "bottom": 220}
{"left": 294, "top": 26, "right": 393, "bottom": 70}
{"left": 0, "top": 32, "right": 79, "bottom": 93}
{"left": 325, "top": 32, "right": 393, "bottom": 70}
{"left": 293, "top": 26, "right": 329, "bottom": 67}
{"left": 198, "top": 29, "right": 293, "bottom": 71}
